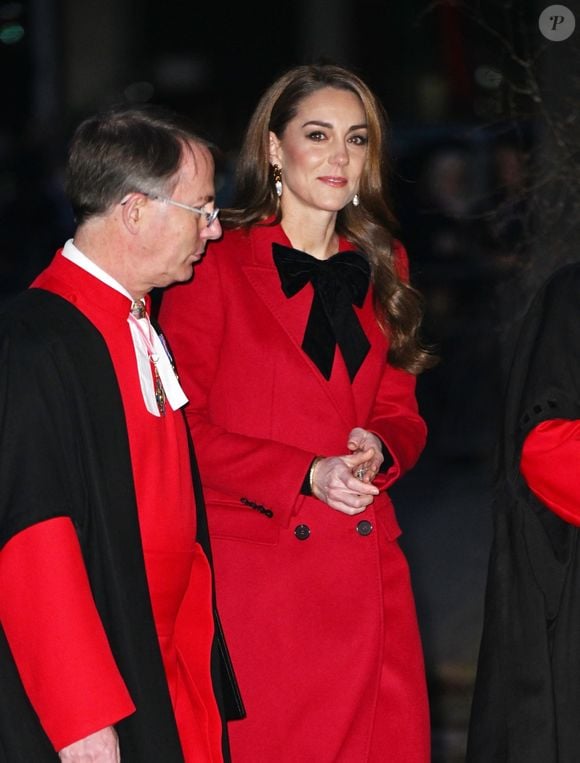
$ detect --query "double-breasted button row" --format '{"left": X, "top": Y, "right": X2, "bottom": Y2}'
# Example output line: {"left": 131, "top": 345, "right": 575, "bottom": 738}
{"left": 293, "top": 520, "right": 374, "bottom": 540}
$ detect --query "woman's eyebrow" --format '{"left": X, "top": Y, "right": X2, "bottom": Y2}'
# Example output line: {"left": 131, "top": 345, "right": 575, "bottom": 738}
{"left": 301, "top": 120, "right": 368, "bottom": 131}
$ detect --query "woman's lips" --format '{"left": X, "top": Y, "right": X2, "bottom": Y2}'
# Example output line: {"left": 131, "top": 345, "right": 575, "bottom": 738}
{"left": 318, "top": 176, "right": 348, "bottom": 187}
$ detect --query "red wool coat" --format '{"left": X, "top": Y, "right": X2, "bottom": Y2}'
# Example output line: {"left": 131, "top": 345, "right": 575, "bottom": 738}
{"left": 160, "top": 222, "right": 430, "bottom": 762}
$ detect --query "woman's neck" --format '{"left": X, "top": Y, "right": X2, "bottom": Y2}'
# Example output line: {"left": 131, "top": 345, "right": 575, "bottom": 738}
{"left": 280, "top": 210, "right": 339, "bottom": 260}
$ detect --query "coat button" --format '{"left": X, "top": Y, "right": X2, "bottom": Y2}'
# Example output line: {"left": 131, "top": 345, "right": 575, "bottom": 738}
{"left": 356, "top": 519, "right": 373, "bottom": 536}
{"left": 294, "top": 524, "right": 311, "bottom": 541}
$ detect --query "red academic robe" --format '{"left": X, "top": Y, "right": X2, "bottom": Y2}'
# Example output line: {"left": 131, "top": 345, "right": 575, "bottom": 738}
{"left": 160, "top": 223, "right": 430, "bottom": 762}
{"left": 0, "top": 252, "right": 223, "bottom": 761}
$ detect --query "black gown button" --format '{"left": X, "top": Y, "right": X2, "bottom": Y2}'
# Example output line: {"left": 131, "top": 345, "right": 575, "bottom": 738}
{"left": 294, "top": 524, "right": 311, "bottom": 541}
{"left": 356, "top": 519, "right": 373, "bottom": 536}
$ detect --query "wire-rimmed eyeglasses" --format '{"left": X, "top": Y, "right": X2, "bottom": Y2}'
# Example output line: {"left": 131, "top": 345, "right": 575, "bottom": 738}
{"left": 145, "top": 193, "right": 220, "bottom": 225}
{"left": 122, "top": 190, "right": 219, "bottom": 225}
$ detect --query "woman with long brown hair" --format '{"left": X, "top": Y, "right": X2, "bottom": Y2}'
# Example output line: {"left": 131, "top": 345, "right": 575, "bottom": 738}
{"left": 160, "top": 64, "right": 433, "bottom": 762}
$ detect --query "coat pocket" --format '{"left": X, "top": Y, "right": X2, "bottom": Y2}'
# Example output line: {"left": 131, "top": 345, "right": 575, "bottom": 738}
{"left": 206, "top": 499, "right": 280, "bottom": 546}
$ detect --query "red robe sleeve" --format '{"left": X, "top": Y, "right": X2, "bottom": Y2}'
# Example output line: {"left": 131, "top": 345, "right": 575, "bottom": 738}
{"left": 520, "top": 419, "right": 580, "bottom": 526}
{"left": 0, "top": 516, "right": 136, "bottom": 751}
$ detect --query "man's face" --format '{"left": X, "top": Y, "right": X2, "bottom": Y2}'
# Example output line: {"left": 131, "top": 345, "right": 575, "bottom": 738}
{"left": 138, "top": 142, "right": 221, "bottom": 289}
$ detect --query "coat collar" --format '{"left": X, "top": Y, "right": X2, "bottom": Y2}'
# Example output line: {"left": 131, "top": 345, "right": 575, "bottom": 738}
{"left": 239, "top": 220, "right": 382, "bottom": 428}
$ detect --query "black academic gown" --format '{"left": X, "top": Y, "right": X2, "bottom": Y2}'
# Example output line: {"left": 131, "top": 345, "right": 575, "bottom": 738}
{"left": 0, "top": 289, "right": 243, "bottom": 762}
{"left": 467, "top": 263, "right": 580, "bottom": 762}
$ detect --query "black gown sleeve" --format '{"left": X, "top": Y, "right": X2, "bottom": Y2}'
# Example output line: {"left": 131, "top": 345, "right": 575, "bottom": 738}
{"left": 0, "top": 306, "right": 81, "bottom": 548}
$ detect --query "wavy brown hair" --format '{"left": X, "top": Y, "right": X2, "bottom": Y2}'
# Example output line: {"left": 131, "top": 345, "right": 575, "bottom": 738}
{"left": 224, "top": 64, "right": 435, "bottom": 374}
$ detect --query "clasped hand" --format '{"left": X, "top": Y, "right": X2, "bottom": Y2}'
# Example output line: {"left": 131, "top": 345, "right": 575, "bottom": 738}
{"left": 310, "top": 428, "right": 384, "bottom": 515}
{"left": 58, "top": 726, "right": 120, "bottom": 762}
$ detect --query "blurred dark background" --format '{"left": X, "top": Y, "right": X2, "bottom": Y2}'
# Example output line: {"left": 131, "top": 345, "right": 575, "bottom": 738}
{"left": 2, "top": 1, "right": 579, "bottom": 759}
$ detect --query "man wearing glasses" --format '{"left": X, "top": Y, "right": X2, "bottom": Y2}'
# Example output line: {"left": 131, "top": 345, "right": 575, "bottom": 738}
{"left": 0, "top": 106, "right": 243, "bottom": 762}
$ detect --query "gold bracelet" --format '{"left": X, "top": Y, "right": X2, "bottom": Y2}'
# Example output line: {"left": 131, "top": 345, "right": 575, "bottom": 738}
{"left": 309, "top": 456, "right": 324, "bottom": 496}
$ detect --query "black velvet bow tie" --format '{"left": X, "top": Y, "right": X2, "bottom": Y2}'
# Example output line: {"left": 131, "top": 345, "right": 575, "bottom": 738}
{"left": 272, "top": 243, "right": 371, "bottom": 381}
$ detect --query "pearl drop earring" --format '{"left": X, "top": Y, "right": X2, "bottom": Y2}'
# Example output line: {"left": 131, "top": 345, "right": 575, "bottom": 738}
{"left": 272, "top": 164, "right": 283, "bottom": 197}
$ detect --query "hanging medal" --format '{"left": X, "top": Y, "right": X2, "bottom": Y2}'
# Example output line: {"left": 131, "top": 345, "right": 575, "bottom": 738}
{"left": 150, "top": 352, "right": 166, "bottom": 416}
{"left": 129, "top": 301, "right": 167, "bottom": 416}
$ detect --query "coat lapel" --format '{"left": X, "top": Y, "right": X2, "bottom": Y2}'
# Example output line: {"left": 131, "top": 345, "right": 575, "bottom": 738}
{"left": 241, "top": 223, "right": 359, "bottom": 428}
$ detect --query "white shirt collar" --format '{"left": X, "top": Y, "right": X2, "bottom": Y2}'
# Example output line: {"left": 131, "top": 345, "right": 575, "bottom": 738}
{"left": 61, "top": 238, "right": 187, "bottom": 417}
{"left": 62, "top": 238, "right": 135, "bottom": 302}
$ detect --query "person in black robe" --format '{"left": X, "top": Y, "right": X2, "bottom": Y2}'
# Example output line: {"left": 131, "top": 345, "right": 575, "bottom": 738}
{"left": 467, "top": 263, "right": 580, "bottom": 762}
{"left": 0, "top": 105, "right": 243, "bottom": 762}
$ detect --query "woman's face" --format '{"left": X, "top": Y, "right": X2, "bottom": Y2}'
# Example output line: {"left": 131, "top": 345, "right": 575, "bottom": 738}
{"left": 269, "top": 87, "right": 368, "bottom": 218}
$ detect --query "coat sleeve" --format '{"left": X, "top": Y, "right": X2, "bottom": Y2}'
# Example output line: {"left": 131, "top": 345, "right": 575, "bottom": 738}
{"left": 159, "top": 242, "right": 315, "bottom": 528}
{"left": 367, "top": 241, "right": 427, "bottom": 488}
{"left": 521, "top": 419, "right": 580, "bottom": 526}
{"left": 367, "top": 365, "right": 426, "bottom": 489}
{"left": 0, "top": 317, "right": 135, "bottom": 751}
{"left": 0, "top": 518, "right": 135, "bottom": 751}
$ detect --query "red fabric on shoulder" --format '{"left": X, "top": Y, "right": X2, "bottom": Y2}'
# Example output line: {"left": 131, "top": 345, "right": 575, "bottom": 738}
{"left": 0, "top": 516, "right": 135, "bottom": 751}
{"left": 393, "top": 239, "right": 410, "bottom": 282}
{"left": 521, "top": 419, "right": 580, "bottom": 526}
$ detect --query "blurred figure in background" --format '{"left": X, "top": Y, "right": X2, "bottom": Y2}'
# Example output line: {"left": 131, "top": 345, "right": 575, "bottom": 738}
{"left": 402, "top": 142, "right": 502, "bottom": 461}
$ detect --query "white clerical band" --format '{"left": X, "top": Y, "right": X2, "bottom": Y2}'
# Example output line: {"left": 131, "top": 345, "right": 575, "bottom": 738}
{"left": 128, "top": 315, "right": 188, "bottom": 417}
